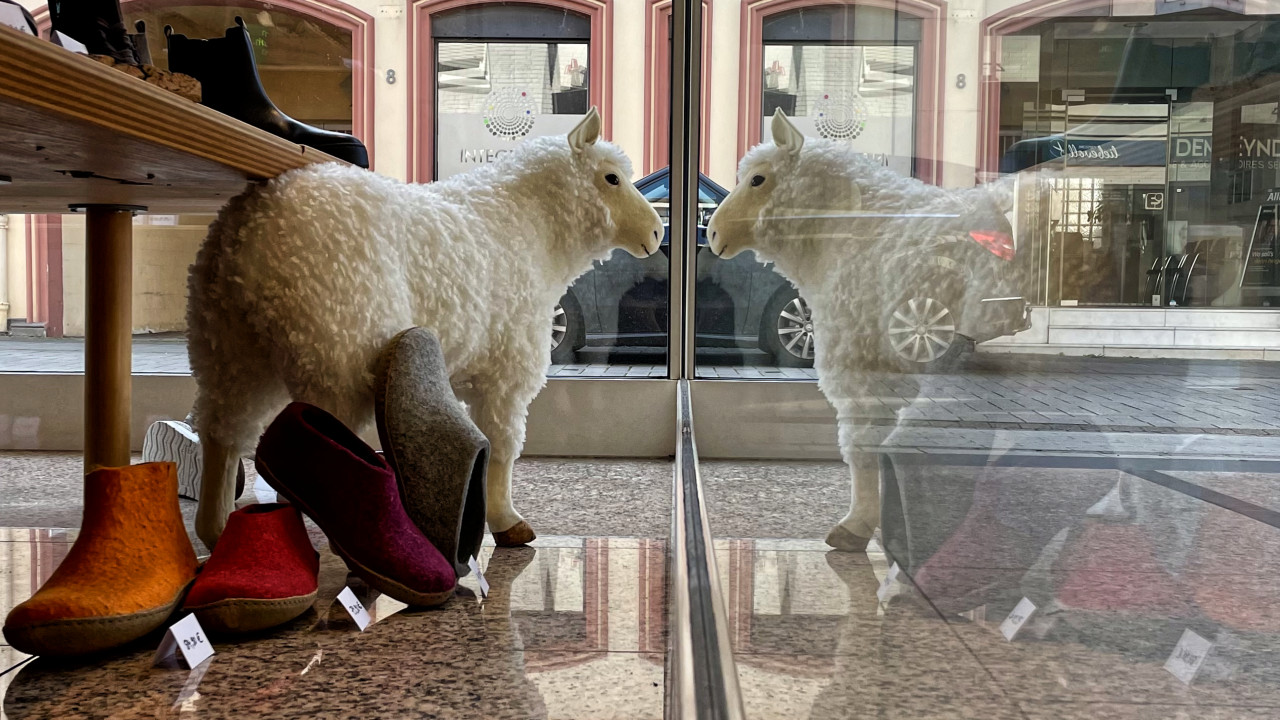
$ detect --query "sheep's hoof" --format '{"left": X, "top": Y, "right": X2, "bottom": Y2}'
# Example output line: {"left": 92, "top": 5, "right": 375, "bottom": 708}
{"left": 492, "top": 521, "right": 537, "bottom": 547}
{"left": 825, "top": 525, "right": 871, "bottom": 553}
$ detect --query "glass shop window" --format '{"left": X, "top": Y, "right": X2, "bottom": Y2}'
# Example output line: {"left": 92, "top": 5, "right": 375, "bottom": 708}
{"left": 9, "top": 4, "right": 354, "bottom": 352}
{"left": 998, "top": 14, "right": 1280, "bottom": 308}
{"left": 760, "top": 6, "right": 921, "bottom": 178}
{"left": 432, "top": 4, "right": 591, "bottom": 181}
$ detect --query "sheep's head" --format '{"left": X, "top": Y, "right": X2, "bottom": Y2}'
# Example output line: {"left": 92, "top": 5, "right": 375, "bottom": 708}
{"left": 567, "top": 109, "right": 665, "bottom": 259}
{"left": 708, "top": 110, "right": 862, "bottom": 262}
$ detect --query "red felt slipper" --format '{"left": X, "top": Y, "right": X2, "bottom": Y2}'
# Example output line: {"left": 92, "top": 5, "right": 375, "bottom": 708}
{"left": 182, "top": 503, "right": 319, "bottom": 634}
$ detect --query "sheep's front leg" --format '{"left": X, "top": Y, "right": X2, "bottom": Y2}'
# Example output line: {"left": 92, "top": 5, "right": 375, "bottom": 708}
{"left": 195, "top": 438, "right": 240, "bottom": 550}
{"left": 466, "top": 381, "right": 538, "bottom": 547}
{"left": 826, "top": 450, "right": 881, "bottom": 551}
{"left": 826, "top": 406, "right": 881, "bottom": 552}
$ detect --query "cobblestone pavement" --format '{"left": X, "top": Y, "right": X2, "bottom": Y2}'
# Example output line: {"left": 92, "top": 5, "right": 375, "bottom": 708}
{"left": 5, "top": 335, "right": 1280, "bottom": 435}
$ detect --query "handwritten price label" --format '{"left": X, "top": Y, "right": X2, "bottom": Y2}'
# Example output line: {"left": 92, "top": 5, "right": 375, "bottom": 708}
{"left": 999, "top": 597, "right": 1037, "bottom": 641}
{"left": 876, "top": 562, "right": 901, "bottom": 603}
{"left": 1165, "top": 629, "right": 1211, "bottom": 684}
{"left": 337, "top": 586, "right": 372, "bottom": 631}
{"left": 153, "top": 614, "right": 214, "bottom": 668}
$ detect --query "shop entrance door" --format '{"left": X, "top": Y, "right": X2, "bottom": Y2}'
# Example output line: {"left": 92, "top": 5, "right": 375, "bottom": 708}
{"left": 1054, "top": 90, "right": 1174, "bottom": 306}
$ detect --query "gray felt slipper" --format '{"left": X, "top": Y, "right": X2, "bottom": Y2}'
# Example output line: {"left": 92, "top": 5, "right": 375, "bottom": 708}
{"left": 374, "top": 327, "right": 489, "bottom": 577}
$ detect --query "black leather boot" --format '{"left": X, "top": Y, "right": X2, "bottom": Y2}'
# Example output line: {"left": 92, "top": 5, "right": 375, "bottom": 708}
{"left": 166, "top": 17, "right": 369, "bottom": 168}
{"left": 131, "top": 20, "right": 151, "bottom": 65}
{"left": 50, "top": 0, "right": 138, "bottom": 64}
{"left": 49, "top": 0, "right": 200, "bottom": 102}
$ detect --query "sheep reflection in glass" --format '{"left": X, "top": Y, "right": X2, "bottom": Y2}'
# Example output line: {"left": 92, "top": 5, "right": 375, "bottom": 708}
{"left": 708, "top": 110, "right": 1019, "bottom": 551}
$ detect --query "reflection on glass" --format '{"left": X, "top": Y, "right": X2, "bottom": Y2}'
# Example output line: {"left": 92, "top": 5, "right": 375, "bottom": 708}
{"left": 708, "top": 109, "right": 1029, "bottom": 552}
{"left": 436, "top": 40, "right": 590, "bottom": 180}
{"left": 1001, "top": 17, "right": 1280, "bottom": 309}
{"left": 761, "top": 44, "right": 916, "bottom": 177}
{"left": 0, "top": 5, "right": 354, "bottom": 381}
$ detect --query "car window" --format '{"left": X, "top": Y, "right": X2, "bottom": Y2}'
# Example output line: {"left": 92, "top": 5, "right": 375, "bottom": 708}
{"left": 643, "top": 179, "right": 670, "bottom": 203}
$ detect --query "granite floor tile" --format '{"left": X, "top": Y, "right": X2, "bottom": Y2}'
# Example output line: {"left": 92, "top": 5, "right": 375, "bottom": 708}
{"left": 3, "top": 645, "right": 662, "bottom": 719}
{"left": 0, "top": 453, "right": 673, "bottom": 544}
{"left": 941, "top": 572, "right": 1280, "bottom": 708}
{"left": 736, "top": 652, "right": 1024, "bottom": 720}
{"left": 1018, "top": 702, "right": 1280, "bottom": 719}
{"left": 1164, "top": 470, "right": 1280, "bottom": 515}
{"left": 878, "top": 459, "right": 1280, "bottom": 578}
{"left": 0, "top": 536, "right": 665, "bottom": 719}
{"left": 701, "top": 460, "right": 850, "bottom": 541}
{"left": 0, "top": 646, "right": 34, "bottom": 720}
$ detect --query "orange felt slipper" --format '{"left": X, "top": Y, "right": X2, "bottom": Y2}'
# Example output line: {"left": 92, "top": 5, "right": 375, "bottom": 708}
{"left": 2, "top": 462, "right": 198, "bottom": 657}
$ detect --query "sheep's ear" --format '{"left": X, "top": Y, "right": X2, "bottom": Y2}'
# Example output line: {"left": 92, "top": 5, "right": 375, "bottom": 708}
{"left": 771, "top": 109, "right": 804, "bottom": 156}
{"left": 569, "top": 107, "right": 602, "bottom": 152}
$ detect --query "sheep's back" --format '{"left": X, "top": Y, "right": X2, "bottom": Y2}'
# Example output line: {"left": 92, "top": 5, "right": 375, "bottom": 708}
{"left": 189, "top": 163, "right": 495, "bottom": 382}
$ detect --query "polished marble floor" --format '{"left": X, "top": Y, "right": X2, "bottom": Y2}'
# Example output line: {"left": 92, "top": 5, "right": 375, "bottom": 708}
{"left": 702, "top": 456, "right": 1280, "bottom": 719}
{"left": 0, "top": 455, "right": 671, "bottom": 719}
{"left": 6, "top": 452, "right": 1280, "bottom": 718}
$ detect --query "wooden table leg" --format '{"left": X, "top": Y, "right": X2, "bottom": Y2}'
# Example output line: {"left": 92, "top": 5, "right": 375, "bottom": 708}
{"left": 82, "top": 205, "right": 141, "bottom": 472}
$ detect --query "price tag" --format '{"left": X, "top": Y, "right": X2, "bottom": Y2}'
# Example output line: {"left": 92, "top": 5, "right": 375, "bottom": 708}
{"left": 153, "top": 613, "right": 214, "bottom": 668}
{"left": 999, "top": 597, "right": 1037, "bottom": 641}
{"left": 337, "top": 586, "right": 371, "bottom": 631}
{"left": 1165, "top": 629, "right": 1212, "bottom": 684}
{"left": 468, "top": 555, "right": 489, "bottom": 598}
{"left": 0, "top": 6, "right": 32, "bottom": 35}
{"left": 876, "top": 562, "right": 901, "bottom": 602}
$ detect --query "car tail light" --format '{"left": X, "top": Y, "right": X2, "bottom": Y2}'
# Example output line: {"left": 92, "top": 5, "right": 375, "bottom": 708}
{"left": 970, "top": 230, "right": 1015, "bottom": 261}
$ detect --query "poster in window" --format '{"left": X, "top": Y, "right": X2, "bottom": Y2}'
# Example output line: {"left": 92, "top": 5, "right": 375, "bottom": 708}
{"left": 1242, "top": 203, "right": 1279, "bottom": 289}
{"left": 760, "top": 45, "right": 916, "bottom": 178}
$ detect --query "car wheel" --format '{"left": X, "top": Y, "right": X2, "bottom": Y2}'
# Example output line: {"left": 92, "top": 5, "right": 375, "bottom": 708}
{"left": 550, "top": 294, "right": 585, "bottom": 364}
{"left": 880, "top": 276, "right": 971, "bottom": 373}
{"left": 760, "top": 288, "right": 816, "bottom": 368}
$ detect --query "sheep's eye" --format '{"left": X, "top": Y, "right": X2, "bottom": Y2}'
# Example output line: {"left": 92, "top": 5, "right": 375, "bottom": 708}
{"left": 751, "top": 174, "right": 766, "bottom": 187}
{"left": 605, "top": 173, "right": 620, "bottom": 186}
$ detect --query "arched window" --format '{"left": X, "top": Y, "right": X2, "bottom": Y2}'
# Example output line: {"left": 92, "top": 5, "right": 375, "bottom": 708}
{"left": 739, "top": 0, "right": 945, "bottom": 183}
{"left": 409, "top": 0, "right": 613, "bottom": 182}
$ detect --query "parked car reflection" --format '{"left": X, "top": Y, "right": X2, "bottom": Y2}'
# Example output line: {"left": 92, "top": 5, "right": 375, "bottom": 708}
{"left": 555, "top": 166, "right": 1030, "bottom": 373}
{"left": 552, "top": 168, "right": 813, "bottom": 367}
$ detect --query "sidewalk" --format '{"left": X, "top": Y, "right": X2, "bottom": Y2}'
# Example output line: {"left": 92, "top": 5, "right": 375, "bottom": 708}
{"left": 5, "top": 335, "right": 1280, "bottom": 435}
{"left": 0, "top": 334, "right": 191, "bottom": 374}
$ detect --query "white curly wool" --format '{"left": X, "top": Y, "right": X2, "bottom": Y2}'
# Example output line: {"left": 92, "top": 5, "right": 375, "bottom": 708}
{"left": 186, "top": 109, "right": 664, "bottom": 547}
{"left": 708, "top": 110, "right": 1013, "bottom": 550}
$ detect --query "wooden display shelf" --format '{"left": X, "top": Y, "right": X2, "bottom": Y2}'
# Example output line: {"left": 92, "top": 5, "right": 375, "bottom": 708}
{"left": 0, "top": 24, "right": 336, "bottom": 212}
{"left": 0, "top": 24, "right": 341, "bottom": 470}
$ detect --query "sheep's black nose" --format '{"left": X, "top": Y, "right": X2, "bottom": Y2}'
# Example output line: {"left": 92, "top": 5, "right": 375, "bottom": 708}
{"left": 653, "top": 230, "right": 660, "bottom": 239}
{"left": 710, "top": 230, "right": 717, "bottom": 242}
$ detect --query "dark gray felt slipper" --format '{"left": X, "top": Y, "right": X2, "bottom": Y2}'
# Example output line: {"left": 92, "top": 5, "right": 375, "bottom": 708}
{"left": 374, "top": 328, "right": 489, "bottom": 577}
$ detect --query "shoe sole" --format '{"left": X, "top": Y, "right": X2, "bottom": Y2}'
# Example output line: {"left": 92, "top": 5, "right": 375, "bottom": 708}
{"left": 255, "top": 457, "right": 455, "bottom": 608}
{"left": 142, "top": 421, "right": 246, "bottom": 500}
{"left": 184, "top": 591, "right": 318, "bottom": 634}
{"left": 143, "top": 421, "right": 202, "bottom": 500}
{"left": 2, "top": 580, "right": 192, "bottom": 657}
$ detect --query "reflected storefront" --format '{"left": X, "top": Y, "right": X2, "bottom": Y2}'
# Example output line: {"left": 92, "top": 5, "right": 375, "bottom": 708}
{"left": 428, "top": 3, "right": 593, "bottom": 180}
{"left": 997, "top": 10, "right": 1280, "bottom": 312}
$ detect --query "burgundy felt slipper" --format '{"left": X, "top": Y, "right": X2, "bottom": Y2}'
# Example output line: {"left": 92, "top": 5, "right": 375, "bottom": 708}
{"left": 255, "top": 403, "right": 457, "bottom": 607}
{"left": 182, "top": 502, "right": 319, "bottom": 633}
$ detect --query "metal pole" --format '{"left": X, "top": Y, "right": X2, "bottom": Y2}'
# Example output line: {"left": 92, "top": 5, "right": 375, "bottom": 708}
{"left": 668, "top": 0, "right": 702, "bottom": 380}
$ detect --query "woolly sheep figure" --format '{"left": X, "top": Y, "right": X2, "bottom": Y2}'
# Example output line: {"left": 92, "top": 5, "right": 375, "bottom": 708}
{"left": 187, "top": 108, "right": 664, "bottom": 549}
{"left": 706, "top": 110, "right": 1014, "bottom": 552}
